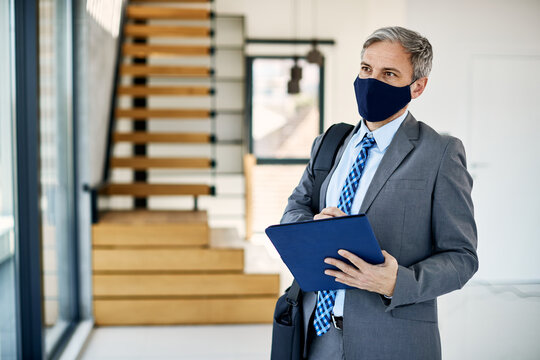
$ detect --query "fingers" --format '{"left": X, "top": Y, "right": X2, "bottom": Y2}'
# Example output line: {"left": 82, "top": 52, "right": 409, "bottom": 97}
{"left": 313, "top": 213, "right": 333, "bottom": 220}
{"left": 314, "top": 207, "right": 347, "bottom": 220}
{"left": 380, "top": 250, "right": 398, "bottom": 268}
{"left": 337, "top": 249, "right": 369, "bottom": 272}
{"left": 324, "top": 257, "right": 360, "bottom": 277}
{"left": 325, "top": 269, "right": 356, "bottom": 284}
{"left": 320, "top": 207, "right": 347, "bottom": 217}
{"left": 324, "top": 250, "right": 398, "bottom": 296}
{"left": 325, "top": 262, "right": 366, "bottom": 289}
{"left": 381, "top": 250, "right": 390, "bottom": 265}
{"left": 334, "top": 276, "right": 357, "bottom": 287}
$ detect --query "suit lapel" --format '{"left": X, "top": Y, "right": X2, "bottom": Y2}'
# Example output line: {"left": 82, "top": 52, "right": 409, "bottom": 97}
{"left": 359, "top": 113, "right": 420, "bottom": 214}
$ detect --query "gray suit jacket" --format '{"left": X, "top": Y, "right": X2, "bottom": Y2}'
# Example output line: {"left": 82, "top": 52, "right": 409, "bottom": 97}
{"left": 281, "top": 113, "right": 478, "bottom": 360}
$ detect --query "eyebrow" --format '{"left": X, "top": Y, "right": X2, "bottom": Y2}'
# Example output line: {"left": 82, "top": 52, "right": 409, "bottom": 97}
{"left": 361, "top": 61, "right": 402, "bottom": 75}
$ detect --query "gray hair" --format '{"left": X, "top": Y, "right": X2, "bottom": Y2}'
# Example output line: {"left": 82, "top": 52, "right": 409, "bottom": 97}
{"left": 361, "top": 26, "right": 433, "bottom": 81}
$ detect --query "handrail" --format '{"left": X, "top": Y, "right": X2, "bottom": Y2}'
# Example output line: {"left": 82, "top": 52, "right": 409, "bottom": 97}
{"left": 84, "top": 1, "right": 128, "bottom": 223}
{"left": 102, "top": 0, "right": 128, "bottom": 185}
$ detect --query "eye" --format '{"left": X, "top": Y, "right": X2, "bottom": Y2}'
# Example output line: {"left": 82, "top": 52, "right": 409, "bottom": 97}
{"left": 385, "top": 71, "right": 397, "bottom": 77}
{"left": 361, "top": 66, "right": 371, "bottom": 72}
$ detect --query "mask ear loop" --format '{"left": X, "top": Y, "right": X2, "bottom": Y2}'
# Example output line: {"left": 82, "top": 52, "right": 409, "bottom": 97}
{"left": 409, "top": 78, "right": 418, "bottom": 86}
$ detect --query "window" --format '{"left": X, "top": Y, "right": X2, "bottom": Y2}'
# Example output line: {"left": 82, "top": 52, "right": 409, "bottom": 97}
{"left": 0, "top": 0, "right": 17, "bottom": 358}
{"left": 246, "top": 56, "right": 324, "bottom": 244}
{"left": 39, "top": 0, "right": 78, "bottom": 355}
{"left": 247, "top": 56, "right": 324, "bottom": 163}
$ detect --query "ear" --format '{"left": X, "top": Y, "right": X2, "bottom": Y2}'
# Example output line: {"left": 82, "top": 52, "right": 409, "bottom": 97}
{"left": 410, "top": 77, "right": 428, "bottom": 99}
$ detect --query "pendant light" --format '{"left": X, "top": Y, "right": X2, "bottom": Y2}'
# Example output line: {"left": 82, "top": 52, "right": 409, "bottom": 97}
{"left": 307, "top": 40, "right": 324, "bottom": 66}
{"left": 306, "top": 1, "right": 324, "bottom": 66}
{"left": 288, "top": 0, "right": 301, "bottom": 94}
{"left": 288, "top": 56, "right": 302, "bottom": 94}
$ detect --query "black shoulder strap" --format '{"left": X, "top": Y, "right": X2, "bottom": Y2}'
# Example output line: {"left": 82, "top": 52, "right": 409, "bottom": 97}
{"left": 310, "top": 123, "right": 355, "bottom": 214}
{"left": 286, "top": 280, "right": 301, "bottom": 306}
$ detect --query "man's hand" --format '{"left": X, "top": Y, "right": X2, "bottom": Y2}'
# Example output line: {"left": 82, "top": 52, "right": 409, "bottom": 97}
{"left": 314, "top": 208, "right": 399, "bottom": 296}
{"left": 324, "top": 249, "right": 398, "bottom": 297}
{"left": 314, "top": 207, "right": 347, "bottom": 220}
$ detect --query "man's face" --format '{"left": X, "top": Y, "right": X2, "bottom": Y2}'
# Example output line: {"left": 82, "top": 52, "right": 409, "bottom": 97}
{"left": 359, "top": 40, "right": 415, "bottom": 87}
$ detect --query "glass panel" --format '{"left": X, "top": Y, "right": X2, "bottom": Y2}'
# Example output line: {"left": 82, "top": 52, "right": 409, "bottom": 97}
{"left": 39, "top": 0, "right": 76, "bottom": 355}
{"left": 0, "top": 0, "right": 18, "bottom": 358}
{"left": 252, "top": 58, "right": 321, "bottom": 160}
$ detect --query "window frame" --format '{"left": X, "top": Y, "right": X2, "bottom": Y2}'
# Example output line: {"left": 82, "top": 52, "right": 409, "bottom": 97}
{"left": 13, "top": 0, "right": 81, "bottom": 358}
{"left": 245, "top": 55, "right": 325, "bottom": 165}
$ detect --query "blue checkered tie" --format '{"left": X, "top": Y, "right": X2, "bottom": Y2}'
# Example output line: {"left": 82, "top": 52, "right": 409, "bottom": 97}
{"left": 313, "top": 133, "right": 376, "bottom": 336}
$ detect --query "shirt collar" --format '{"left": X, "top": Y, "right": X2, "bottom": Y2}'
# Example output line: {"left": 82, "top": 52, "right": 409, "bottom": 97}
{"left": 355, "top": 110, "right": 409, "bottom": 152}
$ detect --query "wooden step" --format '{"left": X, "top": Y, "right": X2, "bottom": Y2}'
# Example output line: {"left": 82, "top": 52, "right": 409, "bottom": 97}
{"left": 124, "top": 24, "right": 211, "bottom": 38}
{"left": 116, "top": 108, "right": 211, "bottom": 119}
{"left": 118, "top": 85, "right": 211, "bottom": 96}
{"left": 123, "top": 44, "right": 211, "bottom": 57}
{"left": 94, "top": 297, "right": 277, "bottom": 325}
{"left": 126, "top": 6, "right": 211, "bottom": 20}
{"left": 93, "top": 274, "right": 280, "bottom": 297}
{"left": 100, "top": 183, "right": 213, "bottom": 196}
{"left": 93, "top": 210, "right": 209, "bottom": 247}
{"left": 92, "top": 248, "right": 244, "bottom": 272}
{"left": 97, "top": 209, "right": 207, "bottom": 223}
{"left": 110, "top": 157, "right": 213, "bottom": 169}
{"left": 113, "top": 132, "right": 212, "bottom": 144}
{"left": 120, "top": 64, "right": 211, "bottom": 77}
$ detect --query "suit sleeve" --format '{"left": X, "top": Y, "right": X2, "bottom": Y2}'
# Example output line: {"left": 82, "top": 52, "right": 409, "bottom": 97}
{"left": 280, "top": 134, "right": 325, "bottom": 224}
{"left": 385, "top": 137, "right": 479, "bottom": 310}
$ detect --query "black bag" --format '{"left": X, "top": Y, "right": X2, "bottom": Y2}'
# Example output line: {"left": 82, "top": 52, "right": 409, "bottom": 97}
{"left": 270, "top": 280, "right": 303, "bottom": 360}
{"left": 270, "top": 123, "right": 354, "bottom": 360}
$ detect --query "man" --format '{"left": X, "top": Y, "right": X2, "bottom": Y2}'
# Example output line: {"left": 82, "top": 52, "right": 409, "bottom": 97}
{"left": 281, "top": 26, "right": 478, "bottom": 359}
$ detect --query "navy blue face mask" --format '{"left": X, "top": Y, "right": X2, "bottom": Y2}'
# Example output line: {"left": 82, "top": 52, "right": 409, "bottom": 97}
{"left": 354, "top": 77, "right": 413, "bottom": 122}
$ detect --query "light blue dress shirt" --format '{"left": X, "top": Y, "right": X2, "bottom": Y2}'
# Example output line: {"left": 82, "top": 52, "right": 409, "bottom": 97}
{"left": 325, "top": 111, "right": 408, "bottom": 317}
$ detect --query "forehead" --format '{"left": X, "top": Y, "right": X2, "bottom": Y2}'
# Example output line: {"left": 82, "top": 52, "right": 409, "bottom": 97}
{"left": 362, "top": 40, "right": 412, "bottom": 72}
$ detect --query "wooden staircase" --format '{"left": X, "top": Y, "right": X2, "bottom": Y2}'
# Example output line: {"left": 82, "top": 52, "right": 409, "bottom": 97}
{"left": 93, "top": 211, "right": 279, "bottom": 325}
{"left": 101, "top": 0, "right": 217, "bottom": 198}
{"left": 93, "top": 0, "right": 279, "bottom": 325}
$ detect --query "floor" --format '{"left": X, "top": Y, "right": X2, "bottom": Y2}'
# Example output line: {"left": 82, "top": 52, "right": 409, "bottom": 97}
{"left": 79, "top": 325, "right": 273, "bottom": 360}
{"left": 80, "top": 282, "right": 540, "bottom": 360}
{"left": 78, "top": 230, "right": 540, "bottom": 359}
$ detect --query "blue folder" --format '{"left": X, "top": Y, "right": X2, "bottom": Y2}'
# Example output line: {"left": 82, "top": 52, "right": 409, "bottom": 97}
{"left": 265, "top": 214, "right": 384, "bottom": 292}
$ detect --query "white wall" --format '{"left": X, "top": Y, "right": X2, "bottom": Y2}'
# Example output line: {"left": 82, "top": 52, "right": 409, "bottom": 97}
{"left": 217, "top": 0, "right": 408, "bottom": 130}
{"left": 405, "top": 0, "right": 540, "bottom": 135}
